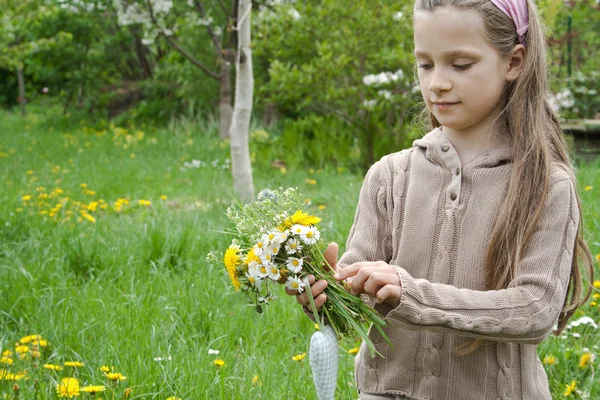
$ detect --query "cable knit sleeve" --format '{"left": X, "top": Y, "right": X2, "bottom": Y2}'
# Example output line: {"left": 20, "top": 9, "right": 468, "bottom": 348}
{"left": 387, "top": 173, "right": 579, "bottom": 344}
{"left": 338, "top": 158, "right": 393, "bottom": 269}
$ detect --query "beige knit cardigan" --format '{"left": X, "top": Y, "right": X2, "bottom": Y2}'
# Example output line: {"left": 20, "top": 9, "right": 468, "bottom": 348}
{"left": 339, "top": 128, "right": 578, "bottom": 400}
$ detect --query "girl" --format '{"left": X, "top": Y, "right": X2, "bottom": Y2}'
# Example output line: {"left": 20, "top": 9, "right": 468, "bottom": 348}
{"left": 287, "top": 0, "right": 595, "bottom": 399}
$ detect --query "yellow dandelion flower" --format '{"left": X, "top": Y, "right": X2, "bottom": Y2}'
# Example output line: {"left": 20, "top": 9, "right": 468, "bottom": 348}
{"left": 124, "top": 387, "right": 133, "bottom": 398}
{"left": 166, "top": 397, "right": 182, "bottom": 400}
{"left": 81, "top": 385, "right": 106, "bottom": 394}
{"left": 44, "top": 364, "right": 64, "bottom": 371}
{"left": 591, "top": 302, "right": 597, "bottom": 307}
{"left": 348, "top": 348, "right": 360, "bottom": 355}
{"left": 593, "top": 293, "right": 600, "bottom": 300}
{"left": 244, "top": 248, "right": 261, "bottom": 265}
{"left": 160, "top": 195, "right": 167, "bottom": 201}
{"left": 280, "top": 210, "right": 322, "bottom": 230}
{"left": 579, "top": 352, "right": 594, "bottom": 368}
{"left": 1, "top": 357, "right": 13, "bottom": 365}
{"left": 82, "top": 213, "right": 96, "bottom": 223}
{"left": 213, "top": 359, "right": 225, "bottom": 368}
{"left": 292, "top": 353, "right": 306, "bottom": 362}
{"left": 593, "top": 280, "right": 600, "bottom": 289}
{"left": 584, "top": 185, "right": 593, "bottom": 191}
{"left": 15, "top": 346, "right": 28, "bottom": 355}
{"left": 1, "top": 350, "right": 12, "bottom": 357}
{"left": 21, "top": 195, "right": 32, "bottom": 201}
{"left": 564, "top": 380, "right": 576, "bottom": 397}
{"left": 31, "top": 350, "right": 41, "bottom": 358}
{"left": 103, "top": 372, "right": 126, "bottom": 382}
{"left": 314, "top": 324, "right": 320, "bottom": 330}
{"left": 252, "top": 375, "right": 261, "bottom": 385}
{"left": 27, "top": 170, "right": 34, "bottom": 175}
{"left": 223, "top": 245, "right": 241, "bottom": 291}
{"left": 542, "top": 355, "right": 556, "bottom": 365}
{"left": 56, "top": 377, "right": 80, "bottom": 398}
{"left": 305, "top": 179, "right": 317, "bottom": 185}
{"left": 318, "top": 204, "right": 326, "bottom": 210}
{"left": 595, "top": 254, "right": 600, "bottom": 263}
{"left": 64, "top": 361, "right": 85, "bottom": 368}
{"left": 100, "top": 366, "right": 111, "bottom": 373}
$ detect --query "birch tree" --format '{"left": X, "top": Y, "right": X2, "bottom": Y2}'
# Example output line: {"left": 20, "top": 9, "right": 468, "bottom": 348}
{"left": 114, "top": 0, "right": 236, "bottom": 138}
{"left": 229, "top": 0, "right": 254, "bottom": 202}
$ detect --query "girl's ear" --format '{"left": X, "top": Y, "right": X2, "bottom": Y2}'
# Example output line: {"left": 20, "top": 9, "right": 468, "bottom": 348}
{"left": 506, "top": 44, "right": 526, "bottom": 82}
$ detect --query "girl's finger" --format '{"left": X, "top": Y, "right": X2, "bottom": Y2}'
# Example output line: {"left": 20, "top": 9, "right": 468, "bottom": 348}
{"left": 362, "top": 271, "right": 394, "bottom": 296}
{"left": 334, "top": 263, "right": 362, "bottom": 281}
{"left": 375, "top": 284, "right": 401, "bottom": 306}
{"left": 295, "top": 279, "right": 327, "bottom": 306}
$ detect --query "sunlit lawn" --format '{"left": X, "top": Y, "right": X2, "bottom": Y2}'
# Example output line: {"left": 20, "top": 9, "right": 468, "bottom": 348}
{"left": 0, "top": 109, "right": 599, "bottom": 399}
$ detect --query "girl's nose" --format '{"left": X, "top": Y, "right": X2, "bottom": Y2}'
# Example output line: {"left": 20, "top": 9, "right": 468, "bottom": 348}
{"left": 428, "top": 69, "right": 452, "bottom": 93}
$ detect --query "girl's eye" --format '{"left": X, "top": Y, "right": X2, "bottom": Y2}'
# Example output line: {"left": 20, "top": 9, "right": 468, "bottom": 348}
{"left": 453, "top": 63, "right": 472, "bottom": 70}
{"left": 418, "top": 64, "right": 433, "bottom": 70}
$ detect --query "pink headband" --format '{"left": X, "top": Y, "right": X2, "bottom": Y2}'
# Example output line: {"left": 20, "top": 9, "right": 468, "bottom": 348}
{"left": 490, "top": 0, "right": 529, "bottom": 45}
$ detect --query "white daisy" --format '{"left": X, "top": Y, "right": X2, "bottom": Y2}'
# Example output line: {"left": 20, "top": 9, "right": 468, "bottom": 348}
{"left": 257, "top": 263, "right": 269, "bottom": 278}
{"left": 253, "top": 240, "right": 266, "bottom": 256}
{"left": 285, "top": 276, "right": 305, "bottom": 293}
{"left": 245, "top": 271, "right": 262, "bottom": 289}
{"left": 300, "top": 226, "right": 320, "bottom": 245}
{"left": 267, "top": 264, "right": 281, "bottom": 281}
{"left": 247, "top": 260, "right": 260, "bottom": 274}
{"left": 290, "top": 224, "right": 307, "bottom": 236}
{"left": 285, "top": 238, "right": 302, "bottom": 254}
{"left": 258, "top": 294, "right": 277, "bottom": 303}
{"left": 266, "top": 230, "right": 288, "bottom": 244}
{"left": 259, "top": 252, "right": 274, "bottom": 265}
{"left": 286, "top": 257, "right": 304, "bottom": 273}
{"left": 266, "top": 242, "right": 280, "bottom": 257}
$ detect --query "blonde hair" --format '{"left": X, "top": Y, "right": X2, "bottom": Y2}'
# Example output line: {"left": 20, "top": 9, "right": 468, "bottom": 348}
{"left": 413, "top": 0, "right": 594, "bottom": 351}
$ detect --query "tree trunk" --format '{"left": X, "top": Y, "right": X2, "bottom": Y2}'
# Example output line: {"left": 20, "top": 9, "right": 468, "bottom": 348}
{"left": 219, "top": 62, "right": 233, "bottom": 138}
{"left": 228, "top": 0, "right": 255, "bottom": 202}
{"left": 17, "top": 66, "right": 26, "bottom": 117}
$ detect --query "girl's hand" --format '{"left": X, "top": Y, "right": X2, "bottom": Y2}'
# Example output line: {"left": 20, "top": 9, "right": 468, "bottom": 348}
{"left": 334, "top": 261, "right": 401, "bottom": 308}
{"left": 285, "top": 242, "right": 339, "bottom": 311}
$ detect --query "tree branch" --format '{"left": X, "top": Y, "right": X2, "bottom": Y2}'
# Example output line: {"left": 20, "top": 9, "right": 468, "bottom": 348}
{"left": 146, "top": 0, "right": 221, "bottom": 81}
{"left": 194, "top": 0, "right": 221, "bottom": 53}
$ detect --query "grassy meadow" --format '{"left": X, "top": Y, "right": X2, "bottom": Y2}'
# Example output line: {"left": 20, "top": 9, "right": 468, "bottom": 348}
{"left": 0, "top": 109, "right": 599, "bottom": 399}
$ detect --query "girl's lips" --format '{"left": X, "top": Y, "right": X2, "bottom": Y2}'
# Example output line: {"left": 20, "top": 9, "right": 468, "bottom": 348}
{"left": 434, "top": 102, "right": 459, "bottom": 110}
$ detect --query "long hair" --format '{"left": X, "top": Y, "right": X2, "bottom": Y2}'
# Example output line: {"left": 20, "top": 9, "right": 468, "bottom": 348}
{"left": 413, "top": 0, "right": 594, "bottom": 353}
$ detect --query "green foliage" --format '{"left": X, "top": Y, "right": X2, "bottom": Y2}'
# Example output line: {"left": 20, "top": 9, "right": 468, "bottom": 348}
{"left": 253, "top": 0, "right": 421, "bottom": 169}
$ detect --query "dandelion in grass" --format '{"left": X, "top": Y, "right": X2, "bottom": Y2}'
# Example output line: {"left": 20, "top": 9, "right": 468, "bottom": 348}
{"left": 292, "top": 353, "right": 306, "bottom": 362}
{"left": 0, "top": 357, "right": 13, "bottom": 365}
{"left": 348, "top": 348, "right": 360, "bottom": 355}
{"left": 286, "top": 257, "right": 303, "bottom": 273}
{"left": 44, "top": 364, "right": 64, "bottom": 371}
{"left": 542, "top": 355, "right": 556, "bottom": 365}
{"left": 584, "top": 185, "right": 593, "bottom": 191}
{"left": 213, "top": 359, "right": 225, "bottom": 368}
{"left": 64, "top": 361, "right": 85, "bottom": 368}
{"left": 595, "top": 254, "right": 600, "bottom": 263}
{"left": 57, "top": 377, "right": 80, "bottom": 398}
{"left": 81, "top": 385, "right": 105, "bottom": 395}
{"left": 166, "top": 397, "right": 182, "bottom": 400}
{"left": 594, "top": 280, "right": 600, "bottom": 289}
{"left": 579, "top": 352, "right": 595, "bottom": 368}
{"left": 99, "top": 366, "right": 111, "bottom": 373}
{"left": 564, "top": 380, "right": 576, "bottom": 397}
{"left": 2, "top": 350, "right": 12, "bottom": 357}
{"left": 252, "top": 374, "right": 261, "bottom": 386}
{"left": 124, "top": 387, "right": 133, "bottom": 398}
{"left": 103, "top": 372, "right": 126, "bottom": 382}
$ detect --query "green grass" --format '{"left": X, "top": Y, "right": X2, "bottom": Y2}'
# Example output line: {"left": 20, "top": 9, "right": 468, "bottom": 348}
{"left": 0, "top": 109, "right": 599, "bottom": 399}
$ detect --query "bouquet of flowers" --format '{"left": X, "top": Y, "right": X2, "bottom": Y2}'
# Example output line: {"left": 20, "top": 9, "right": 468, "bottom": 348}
{"left": 207, "top": 187, "right": 388, "bottom": 355}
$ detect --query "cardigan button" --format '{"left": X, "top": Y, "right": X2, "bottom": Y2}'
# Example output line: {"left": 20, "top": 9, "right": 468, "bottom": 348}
{"left": 450, "top": 193, "right": 458, "bottom": 201}
{"left": 456, "top": 168, "right": 460, "bottom": 175}
{"left": 441, "top": 145, "right": 450, "bottom": 152}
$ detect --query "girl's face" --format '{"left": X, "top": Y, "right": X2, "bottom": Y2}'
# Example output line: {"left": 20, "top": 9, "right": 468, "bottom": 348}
{"left": 414, "top": 6, "right": 511, "bottom": 136}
